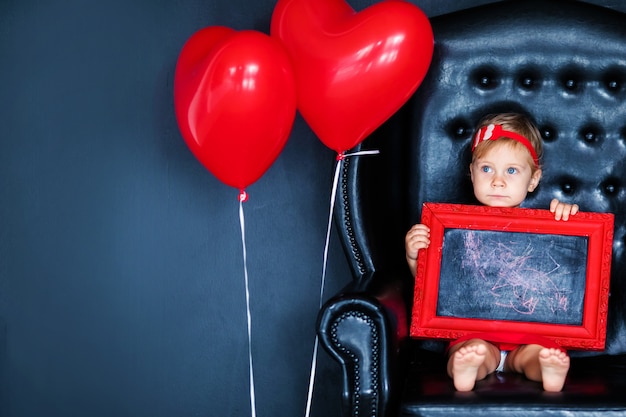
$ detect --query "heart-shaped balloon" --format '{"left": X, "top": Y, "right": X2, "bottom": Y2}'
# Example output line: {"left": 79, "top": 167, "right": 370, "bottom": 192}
{"left": 271, "top": 0, "right": 433, "bottom": 153}
{"left": 174, "top": 27, "right": 296, "bottom": 190}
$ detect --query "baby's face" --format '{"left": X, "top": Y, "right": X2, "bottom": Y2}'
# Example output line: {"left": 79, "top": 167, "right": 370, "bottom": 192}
{"left": 470, "top": 142, "right": 541, "bottom": 208}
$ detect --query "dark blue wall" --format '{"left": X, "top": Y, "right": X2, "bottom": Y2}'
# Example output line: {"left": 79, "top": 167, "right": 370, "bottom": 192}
{"left": 1, "top": 1, "right": 624, "bottom": 416}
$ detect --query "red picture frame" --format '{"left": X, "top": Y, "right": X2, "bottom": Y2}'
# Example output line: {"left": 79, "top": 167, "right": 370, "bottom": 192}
{"left": 410, "top": 203, "right": 614, "bottom": 350}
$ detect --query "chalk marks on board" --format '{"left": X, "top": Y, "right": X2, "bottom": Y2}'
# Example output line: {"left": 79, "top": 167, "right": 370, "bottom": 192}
{"left": 436, "top": 229, "right": 588, "bottom": 325}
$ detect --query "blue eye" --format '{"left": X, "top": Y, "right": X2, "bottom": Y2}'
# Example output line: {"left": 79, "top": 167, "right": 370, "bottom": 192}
{"left": 507, "top": 167, "right": 518, "bottom": 174}
{"left": 481, "top": 166, "right": 492, "bottom": 173}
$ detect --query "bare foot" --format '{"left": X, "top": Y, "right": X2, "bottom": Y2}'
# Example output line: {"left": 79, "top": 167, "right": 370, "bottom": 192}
{"left": 452, "top": 343, "right": 488, "bottom": 391}
{"left": 539, "top": 348, "right": 570, "bottom": 392}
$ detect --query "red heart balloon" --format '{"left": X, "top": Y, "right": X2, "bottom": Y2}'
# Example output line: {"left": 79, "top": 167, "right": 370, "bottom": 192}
{"left": 174, "top": 27, "right": 296, "bottom": 190}
{"left": 271, "top": 0, "right": 433, "bottom": 153}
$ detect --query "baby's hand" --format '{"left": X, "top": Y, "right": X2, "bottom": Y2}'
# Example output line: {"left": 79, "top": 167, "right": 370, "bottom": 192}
{"left": 550, "top": 198, "right": 579, "bottom": 221}
{"left": 405, "top": 223, "right": 431, "bottom": 261}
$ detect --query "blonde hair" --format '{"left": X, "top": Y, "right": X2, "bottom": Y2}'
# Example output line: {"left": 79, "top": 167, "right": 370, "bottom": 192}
{"left": 472, "top": 113, "right": 543, "bottom": 174}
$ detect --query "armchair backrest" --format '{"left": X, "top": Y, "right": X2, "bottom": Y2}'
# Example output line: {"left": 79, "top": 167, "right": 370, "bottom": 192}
{"left": 335, "top": 0, "right": 626, "bottom": 354}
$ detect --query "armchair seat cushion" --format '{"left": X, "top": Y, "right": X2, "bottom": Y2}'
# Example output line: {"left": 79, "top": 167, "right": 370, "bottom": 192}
{"left": 401, "top": 345, "right": 626, "bottom": 416}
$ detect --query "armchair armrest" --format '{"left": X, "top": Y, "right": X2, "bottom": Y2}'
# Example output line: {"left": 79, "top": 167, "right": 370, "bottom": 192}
{"left": 317, "top": 273, "right": 409, "bottom": 417}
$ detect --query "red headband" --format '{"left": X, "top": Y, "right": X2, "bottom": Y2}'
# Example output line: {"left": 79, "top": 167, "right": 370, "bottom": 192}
{"left": 472, "top": 124, "right": 539, "bottom": 167}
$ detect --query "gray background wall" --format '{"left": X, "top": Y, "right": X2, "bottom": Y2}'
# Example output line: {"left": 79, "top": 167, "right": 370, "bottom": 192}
{"left": 1, "top": 1, "right": 624, "bottom": 416}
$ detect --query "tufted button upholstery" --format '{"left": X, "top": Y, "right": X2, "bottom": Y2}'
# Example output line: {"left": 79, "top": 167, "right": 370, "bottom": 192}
{"left": 317, "top": 1, "right": 626, "bottom": 416}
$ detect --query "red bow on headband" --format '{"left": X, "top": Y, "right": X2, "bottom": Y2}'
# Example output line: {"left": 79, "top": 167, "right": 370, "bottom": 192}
{"left": 472, "top": 124, "right": 539, "bottom": 167}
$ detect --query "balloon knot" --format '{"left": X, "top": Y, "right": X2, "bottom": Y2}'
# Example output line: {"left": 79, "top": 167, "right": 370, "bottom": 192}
{"left": 336, "top": 152, "right": 345, "bottom": 161}
{"left": 239, "top": 190, "right": 248, "bottom": 202}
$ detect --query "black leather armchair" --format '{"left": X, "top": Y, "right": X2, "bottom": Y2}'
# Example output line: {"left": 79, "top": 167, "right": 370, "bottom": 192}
{"left": 318, "top": 1, "right": 626, "bottom": 416}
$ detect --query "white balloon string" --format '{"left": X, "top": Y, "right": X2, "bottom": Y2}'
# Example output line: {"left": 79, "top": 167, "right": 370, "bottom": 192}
{"left": 304, "top": 149, "right": 379, "bottom": 417}
{"left": 303, "top": 159, "right": 340, "bottom": 417}
{"left": 239, "top": 190, "right": 256, "bottom": 417}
